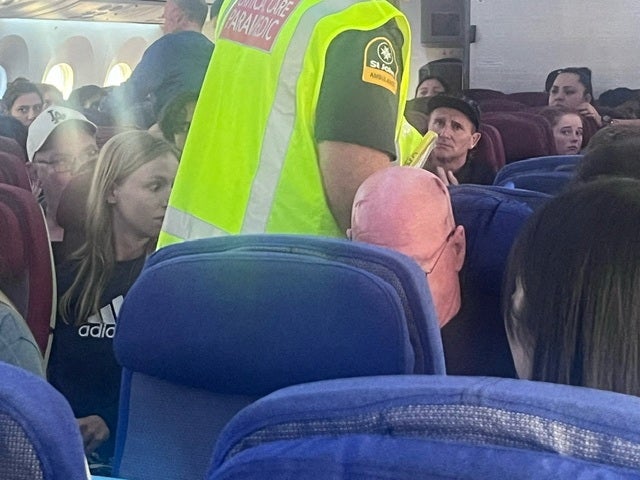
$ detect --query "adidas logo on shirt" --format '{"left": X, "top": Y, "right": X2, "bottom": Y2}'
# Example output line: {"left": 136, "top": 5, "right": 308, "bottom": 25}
{"left": 78, "top": 295, "right": 123, "bottom": 339}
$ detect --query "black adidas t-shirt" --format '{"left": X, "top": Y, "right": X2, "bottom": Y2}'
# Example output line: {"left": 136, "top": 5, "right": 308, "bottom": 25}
{"left": 315, "top": 19, "right": 405, "bottom": 159}
{"left": 48, "top": 256, "right": 145, "bottom": 458}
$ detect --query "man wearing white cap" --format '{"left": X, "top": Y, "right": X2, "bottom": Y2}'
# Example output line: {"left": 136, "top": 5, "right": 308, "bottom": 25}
{"left": 27, "top": 106, "right": 98, "bottom": 243}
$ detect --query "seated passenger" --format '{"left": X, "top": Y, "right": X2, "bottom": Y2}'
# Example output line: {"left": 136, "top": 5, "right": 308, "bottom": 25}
{"left": 546, "top": 67, "right": 640, "bottom": 129}
{"left": 583, "top": 123, "right": 640, "bottom": 153}
{"left": 539, "top": 105, "right": 584, "bottom": 155}
{"left": 349, "top": 167, "right": 465, "bottom": 327}
{"left": 68, "top": 85, "right": 107, "bottom": 112}
{"left": 0, "top": 114, "right": 28, "bottom": 152}
{"left": 415, "top": 75, "right": 449, "bottom": 98}
{"left": 37, "top": 83, "right": 65, "bottom": 109}
{"left": 503, "top": 178, "right": 640, "bottom": 396}
{"left": 423, "top": 95, "right": 494, "bottom": 185}
{"left": 49, "top": 131, "right": 179, "bottom": 465}
{"left": 0, "top": 277, "right": 45, "bottom": 377}
{"left": 157, "top": 90, "right": 198, "bottom": 151}
{"left": 1, "top": 80, "right": 43, "bottom": 128}
{"left": 546, "top": 67, "right": 594, "bottom": 110}
{"left": 575, "top": 136, "right": 640, "bottom": 183}
{"left": 26, "top": 106, "right": 98, "bottom": 248}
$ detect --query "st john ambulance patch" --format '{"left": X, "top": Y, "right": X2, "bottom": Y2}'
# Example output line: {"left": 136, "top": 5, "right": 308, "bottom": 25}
{"left": 362, "top": 36, "right": 398, "bottom": 94}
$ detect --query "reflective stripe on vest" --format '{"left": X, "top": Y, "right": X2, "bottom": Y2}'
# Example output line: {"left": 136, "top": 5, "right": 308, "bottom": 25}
{"left": 162, "top": 205, "right": 229, "bottom": 240}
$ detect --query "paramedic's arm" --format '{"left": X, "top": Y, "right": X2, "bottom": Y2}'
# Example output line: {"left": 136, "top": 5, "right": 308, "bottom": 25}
{"left": 315, "top": 21, "right": 404, "bottom": 233}
{"left": 318, "top": 142, "right": 390, "bottom": 233}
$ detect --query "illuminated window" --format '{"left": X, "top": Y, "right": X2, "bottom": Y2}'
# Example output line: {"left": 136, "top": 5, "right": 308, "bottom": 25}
{"left": 43, "top": 63, "right": 74, "bottom": 99}
{"left": 104, "top": 63, "right": 132, "bottom": 87}
{"left": 0, "top": 66, "right": 6, "bottom": 98}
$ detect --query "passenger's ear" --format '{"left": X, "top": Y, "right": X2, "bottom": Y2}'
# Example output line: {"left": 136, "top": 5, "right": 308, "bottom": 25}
{"left": 107, "top": 184, "right": 118, "bottom": 205}
{"left": 451, "top": 225, "right": 465, "bottom": 272}
{"left": 585, "top": 92, "right": 593, "bottom": 103}
{"left": 346, "top": 228, "right": 352, "bottom": 240}
{"left": 470, "top": 131, "right": 481, "bottom": 149}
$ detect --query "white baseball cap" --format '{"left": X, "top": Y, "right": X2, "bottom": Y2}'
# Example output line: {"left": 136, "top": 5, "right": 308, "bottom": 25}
{"left": 27, "top": 106, "right": 97, "bottom": 162}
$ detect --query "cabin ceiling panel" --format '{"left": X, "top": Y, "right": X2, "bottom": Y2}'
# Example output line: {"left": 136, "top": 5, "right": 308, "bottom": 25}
{"left": 0, "top": 0, "right": 167, "bottom": 24}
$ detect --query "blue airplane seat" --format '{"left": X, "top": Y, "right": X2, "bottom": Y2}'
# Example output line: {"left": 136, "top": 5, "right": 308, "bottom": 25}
{"left": 499, "top": 171, "right": 575, "bottom": 195}
{"left": 494, "top": 154, "right": 582, "bottom": 186}
{"left": 208, "top": 375, "right": 640, "bottom": 479}
{"left": 112, "top": 235, "right": 444, "bottom": 480}
{"left": 443, "top": 185, "right": 545, "bottom": 378}
{"left": 0, "top": 361, "right": 89, "bottom": 479}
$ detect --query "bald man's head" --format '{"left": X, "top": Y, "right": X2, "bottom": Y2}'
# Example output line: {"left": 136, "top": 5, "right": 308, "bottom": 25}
{"left": 350, "top": 167, "right": 465, "bottom": 326}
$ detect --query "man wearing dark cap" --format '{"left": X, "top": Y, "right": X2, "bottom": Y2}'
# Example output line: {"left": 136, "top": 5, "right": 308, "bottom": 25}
{"left": 423, "top": 95, "right": 493, "bottom": 185}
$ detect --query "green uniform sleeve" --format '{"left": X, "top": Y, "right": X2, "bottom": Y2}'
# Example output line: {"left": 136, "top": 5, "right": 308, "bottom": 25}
{"left": 315, "top": 19, "right": 405, "bottom": 160}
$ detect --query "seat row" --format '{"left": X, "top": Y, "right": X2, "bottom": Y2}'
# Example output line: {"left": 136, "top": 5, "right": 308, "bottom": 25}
{"left": 471, "top": 111, "right": 596, "bottom": 177}
{"left": 4, "top": 359, "right": 640, "bottom": 479}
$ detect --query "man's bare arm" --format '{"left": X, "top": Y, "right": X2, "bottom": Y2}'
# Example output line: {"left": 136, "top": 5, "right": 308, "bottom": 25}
{"left": 318, "top": 140, "right": 391, "bottom": 233}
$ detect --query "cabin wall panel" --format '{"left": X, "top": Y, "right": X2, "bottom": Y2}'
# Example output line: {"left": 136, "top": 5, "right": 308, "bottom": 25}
{"left": 469, "top": 0, "right": 640, "bottom": 94}
{"left": 0, "top": 19, "right": 160, "bottom": 88}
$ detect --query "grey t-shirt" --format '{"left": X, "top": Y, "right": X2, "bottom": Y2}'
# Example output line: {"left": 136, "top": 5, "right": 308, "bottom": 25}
{"left": 0, "top": 301, "right": 45, "bottom": 377}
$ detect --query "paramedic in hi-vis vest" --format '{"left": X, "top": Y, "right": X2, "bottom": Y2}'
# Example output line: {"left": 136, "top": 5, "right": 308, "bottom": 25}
{"left": 158, "top": 0, "right": 411, "bottom": 247}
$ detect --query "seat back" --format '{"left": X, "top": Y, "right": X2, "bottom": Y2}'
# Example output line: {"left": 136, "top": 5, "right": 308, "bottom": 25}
{"left": 506, "top": 91, "right": 549, "bottom": 107}
{"left": 0, "top": 151, "right": 30, "bottom": 190}
{"left": 498, "top": 171, "right": 575, "bottom": 195}
{"left": 113, "top": 235, "right": 444, "bottom": 480}
{"left": 209, "top": 376, "right": 640, "bottom": 479}
{"left": 444, "top": 185, "right": 548, "bottom": 377}
{"left": 0, "top": 135, "right": 26, "bottom": 160}
{"left": 494, "top": 154, "right": 583, "bottom": 185}
{"left": 581, "top": 116, "right": 599, "bottom": 148}
{"left": 479, "top": 98, "right": 528, "bottom": 112}
{"left": 0, "top": 361, "right": 88, "bottom": 480}
{"left": 474, "top": 123, "right": 506, "bottom": 174}
{"left": 483, "top": 111, "right": 556, "bottom": 163}
{"left": 462, "top": 88, "right": 505, "bottom": 101}
{"left": 0, "top": 184, "right": 54, "bottom": 358}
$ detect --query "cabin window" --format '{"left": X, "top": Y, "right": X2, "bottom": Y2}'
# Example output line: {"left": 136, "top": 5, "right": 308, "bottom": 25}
{"left": 104, "top": 63, "right": 132, "bottom": 87}
{"left": 43, "top": 63, "right": 74, "bottom": 99}
{"left": 0, "top": 66, "right": 6, "bottom": 98}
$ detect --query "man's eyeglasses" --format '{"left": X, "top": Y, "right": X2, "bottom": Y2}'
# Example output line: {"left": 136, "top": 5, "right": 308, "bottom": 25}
{"left": 35, "top": 148, "right": 99, "bottom": 173}
{"left": 424, "top": 228, "right": 457, "bottom": 275}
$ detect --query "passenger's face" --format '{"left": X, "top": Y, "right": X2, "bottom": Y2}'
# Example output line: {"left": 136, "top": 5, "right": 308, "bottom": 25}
{"left": 42, "top": 91, "right": 62, "bottom": 109}
{"left": 549, "top": 73, "right": 591, "bottom": 109}
{"left": 427, "top": 107, "right": 481, "bottom": 171}
{"left": 552, "top": 114, "right": 583, "bottom": 155}
{"left": 109, "top": 152, "right": 179, "bottom": 241}
{"left": 31, "top": 125, "right": 98, "bottom": 204}
{"left": 416, "top": 78, "right": 446, "bottom": 98}
{"left": 174, "top": 102, "right": 196, "bottom": 151}
{"left": 11, "top": 93, "right": 43, "bottom": 127}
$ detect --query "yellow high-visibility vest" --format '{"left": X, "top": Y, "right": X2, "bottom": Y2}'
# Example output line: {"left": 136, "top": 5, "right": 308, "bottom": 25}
{"left": 158, "top": 0, "right": 411, "bottom": 247}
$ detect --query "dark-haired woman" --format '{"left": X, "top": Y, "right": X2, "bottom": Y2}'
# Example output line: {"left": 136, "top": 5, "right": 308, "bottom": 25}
{"left": 504, "top": 178, "right": 640, "bottom": 396}
{"left": 2, "top": 80, "right": 43, "bottom": 127}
